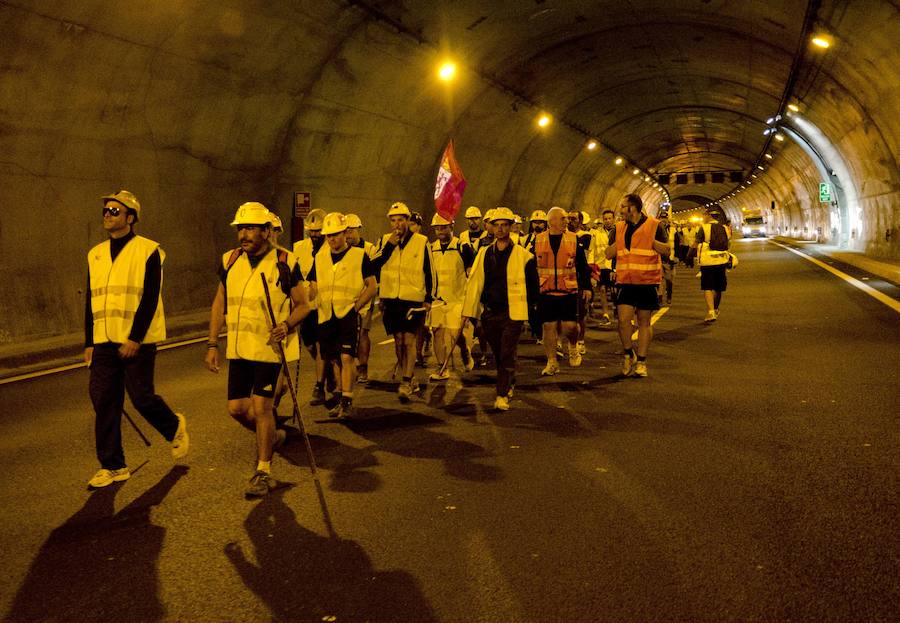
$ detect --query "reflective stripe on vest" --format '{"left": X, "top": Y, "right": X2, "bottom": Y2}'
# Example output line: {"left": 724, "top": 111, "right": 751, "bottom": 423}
{"left": 314, "top": 245, "right": 365, "bottom": 322}
{"left": 614, "top": 217, "right": 662, "bottom": 285}
{"left": 88, "top": 236, "right": 166, "bottom": 345}
{"left": 534, "top": 231, "right": 578, "bottom": 294}
{"left": 223, "top": 248, "right": 299, "bottom": 363}
{"left": 379, "top": 232, "right": 429, "bottom": 301}
{"left": 462, "top": 245, "right": 532, "bottom": 321}
{"left": 431, "top": 238, "right": 467, "bottom": 304}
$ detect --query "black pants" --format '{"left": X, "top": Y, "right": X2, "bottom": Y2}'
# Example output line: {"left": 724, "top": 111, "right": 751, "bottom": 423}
{"left": 89, "top": 343, "right": 178, "bottom": 469}
{"left": 480, "top": 309, "right": 524, "bottom": 398}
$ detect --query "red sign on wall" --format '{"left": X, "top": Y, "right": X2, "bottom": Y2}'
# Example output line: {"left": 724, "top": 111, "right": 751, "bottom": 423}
{"left": 293, "top": 192, "right": 311, "bottom": 217}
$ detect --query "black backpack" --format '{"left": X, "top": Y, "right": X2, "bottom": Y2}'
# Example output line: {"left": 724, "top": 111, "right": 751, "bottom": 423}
{"left": 708, "top": 224, "right": 729, "bottom": 251}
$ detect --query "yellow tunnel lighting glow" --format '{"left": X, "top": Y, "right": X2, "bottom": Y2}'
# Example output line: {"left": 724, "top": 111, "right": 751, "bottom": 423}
{"left": 788, "top": 103, "right": 800, "bottom": 112}
{"left": 615, "top": 157, "right": 624, "bottom": 165}
{"left": 757, "top": 165, "right": 765, "bottom": 170}
{"left": 586, "top": 140, "right": 597, "bottom": 151}
{"left": 632, "top": 168, "right": 640, "bottom": 175}
{"left": 811, "top": 35, "right": 832, "bottom": 49}
{"left": 775, "top": 133, "right": 785, "bottom": 141}
{"left": 438, "top": 61, "right": 457, "bottom": 81}
{"left": 537, "top": 114, "right": 552, "bottom": 128}
{"left": 765, "top": 153, "right": 773, "bottom": 159}
{"left": 644, "top": 176, "right": 650, "bottom": 182}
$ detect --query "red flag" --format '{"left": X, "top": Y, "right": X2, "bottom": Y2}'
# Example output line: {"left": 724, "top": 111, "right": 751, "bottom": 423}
{"left": 434, "top": 140, "right": 466, "bottom": 222}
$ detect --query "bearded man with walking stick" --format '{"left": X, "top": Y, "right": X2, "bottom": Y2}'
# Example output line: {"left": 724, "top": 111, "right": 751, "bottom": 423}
{"left": 205, "top": 203, "right": 310, "bottom": 498}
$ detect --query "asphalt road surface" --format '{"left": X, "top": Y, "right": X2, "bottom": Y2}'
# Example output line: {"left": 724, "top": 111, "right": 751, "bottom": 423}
{"left": 1, "top": 239, "right": 897, "bottom": 622}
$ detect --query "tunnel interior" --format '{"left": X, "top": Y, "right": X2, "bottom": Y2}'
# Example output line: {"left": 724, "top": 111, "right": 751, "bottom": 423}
{"left": 1, "top": 0, "right": 898, "bottom": 346}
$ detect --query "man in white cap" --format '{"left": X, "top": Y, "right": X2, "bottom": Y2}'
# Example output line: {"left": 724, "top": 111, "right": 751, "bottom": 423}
{"left": 370, "top": 202, "right": 434, "bottom": 402}
{"left": 428, "top": 213, "right": 476, "bottom": 379}
{"left": 463, "top": 208, "right": 539, "bottom": 411}
{"left": 292, "top": 209, "right": 333, "bottom": 406}
{"left": 306, "top": 213, "right": 377, "bottom": 418}
{"left": 523, "top": 209, "right": 548, "bottom": 253}
{"left": 84, "top": 190, "right": 189, "bottom": 489}
{"left": 344, "top": 213, "right": 377, "bottom": 384}
{"left": 535, "top": 207, "right": 592, "bottom": 375}
{"left": 205, "top": 202, "right": 310, "bottom": 498}
{"left": 459, "top": 206, "right": 486, "bottom": 249}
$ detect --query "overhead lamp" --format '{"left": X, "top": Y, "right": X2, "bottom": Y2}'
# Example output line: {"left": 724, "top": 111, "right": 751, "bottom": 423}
{"left": 763, "top": 128, "right": 773, "bottom": 136}
{"left": 766, "top": 117, "right": 775, "bottom": 125}
{"left": 644, "top": 176, "right": 650, "bottom": 182}
{"left": 765, "top": 153, "right": 773, "bottom": 159}
{"left": 614, "top": 157, "right": 624, "bottom": 165}
{"left": 537, "top": 114, "right": 552, "bottom": 128}
{"left": 774, "top": 133, "right": 785, "bottom": 142}
{"left": 757, "top": 165, "right": 765, "bottom": 170}
{"left": 752, "top": 173, "right": 758, "bottom": 178}
{"left": 811, "top": 35, "right": 832, "bottom": 49}
{"left": 632, "top": 168, "right": 640, "bottom": 175}
{"left": 788, "top": 103, "right": 800, "bottom": 112}
{"left": 438, "top": 61, "right": 457, "bottom": 81}
{"left": 586, "top": 140, "right": 597, "bottom": 151}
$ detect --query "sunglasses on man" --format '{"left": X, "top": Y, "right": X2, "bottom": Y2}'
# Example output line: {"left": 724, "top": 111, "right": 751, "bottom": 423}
{"left": 102, "top": 205, "right": 123, "bottom": 217}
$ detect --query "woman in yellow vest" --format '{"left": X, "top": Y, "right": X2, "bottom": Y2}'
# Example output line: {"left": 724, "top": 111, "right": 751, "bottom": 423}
{"left": 604, "top": 194, "right": 671, "bottom": 378}
{"left": 85, "top": 190, "right": 189, "bottom": 489}
{"left": 463, "top": 208, "right": 539, "bottom": 411}
{"left": 205, "top": 202, "right": 311, "bottom": 498}
{"left": 306, "top": 213, "right": 377, "bottom": 419}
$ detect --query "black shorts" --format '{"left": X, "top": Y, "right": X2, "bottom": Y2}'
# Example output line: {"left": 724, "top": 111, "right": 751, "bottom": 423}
{"left": 318, "top": 310, "right": 359, "bottom": 359}
{"left": 616, "top": 284, "right": 660, "bottom": 311}
{"left": 539, "top": 293, "right": 578, "bottom": 323}
{"left": 300, "top": 310, "right": 318, "bottom": 347}
{"left": 700, "top": 265, "right": 728, "bottom": 292}
{"left": 599, "top": 269, "right": 614, "bottom": 288}
{"left": 382, "top": 299, "right": 426, "bottom": 335}
{"left": 227, "top": 359, "right": 282, "bottom": 400}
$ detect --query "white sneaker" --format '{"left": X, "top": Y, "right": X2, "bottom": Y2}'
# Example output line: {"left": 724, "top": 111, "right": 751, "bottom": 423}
{"left": 171, "top": 412, "right": 189, "bottom": 459}
{"left": 429, "top": 370, "right": 450, "bottom": 381}
{"left": 704, "top": 310, "right": 717, "bottom": 323}
{"left": 88, "top": 467, "right": 130, "bottom": 489}
{"left": 494, "top": 396, "right": 510, "bottom": 411}
{"left": 577, "top": 341, "right": 586, "bottom": 355}
{"left": 541, "top": 361, "right": 559, "bottom": 376}
{"left": 634, "top": 361, "right": 648, "bottom": 377}
{"left": 568, "top": 347, "right": 582, "bottom": 368}
{"left": 622, "top": 353, "right": 637, "bottom": 377}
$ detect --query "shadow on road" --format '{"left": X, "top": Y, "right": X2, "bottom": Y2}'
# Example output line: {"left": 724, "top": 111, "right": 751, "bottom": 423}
{"left": 226, "top": 492, "right": 437, "bottom": 623}
{"left": 4, "top": 466, "right": 189, "bottom": 623}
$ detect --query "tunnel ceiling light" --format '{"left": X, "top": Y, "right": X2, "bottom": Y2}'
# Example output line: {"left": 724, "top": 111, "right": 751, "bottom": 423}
{"left": 586, "top": 140, "right": 598, "bottom": 151}
{"left": 788, "top": 103, "right": 800, "bottom": 112}
{"left": 763, "top": 128, "right": 773, "bottom": 136}
{"left": 537, "top": 113, "right": 552, "bottom": 128}
{"left": 752, "top": 173, "right": 758, "bottom": 178}
{"left": 811, "top": 35, "right": 832, "bottom": 49}
{"left": 765, "top": 153, "right": 773, "bottom": 159}
{"left": 614, "top": 157, "right": 624, "bottom": 165}
{"left": 644, "top": 176, "right": 650, "bottom": 182}
{"left": 633, "top": 168, "right": 640, "bottom": 175}
{"left": 438, "top": 61, "right": 457, "bottom": 81}
{"left": 766, "top": 117, "right": 775, "bottom": 125}
{"left": 774, "top": 133, "right": 785, "bottom": 141}
{"left": 757, "top": 165, "right": 765, "bottom": 170}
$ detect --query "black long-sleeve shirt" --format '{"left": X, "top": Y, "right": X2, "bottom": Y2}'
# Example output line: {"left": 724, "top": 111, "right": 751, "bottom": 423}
{"left": 84, "top": 231, "right": 161, "bottom": 347}
{"left": 480, "top": 243, "right": 540, "bottom": 313}
{"left": 370, "top": 229, "right": 433, "bottom": 302}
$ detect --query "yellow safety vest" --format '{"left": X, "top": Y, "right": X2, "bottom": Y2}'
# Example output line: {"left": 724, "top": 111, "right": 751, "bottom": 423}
{"left": 431, "top": 238, "right": 468, "bottom": 304}
{"left": 462, "top": 244, "right": 532, "bottom": 321}
{"left": 378, "top": 232, "right": 429, "bottom": 301}
{"left": 313, "top": 245, "right": 365, "bottom": 322}
{"left": 292, "top": 238, "right": 319, "bottom": 280}
{"left": 699, "top": 223, "right": 731, "bottom": 266}
{"left": 88, "top": 236, "right": 166, "bottom": 345}
{"left": 224, "top": 247, "right": 299, "bottom": 363}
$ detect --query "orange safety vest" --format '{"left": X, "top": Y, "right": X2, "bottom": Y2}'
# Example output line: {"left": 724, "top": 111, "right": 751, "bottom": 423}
{"left": 534, "top": 231, "right": 578, "bottom": 295}
{"left": 615, "top": 217, "right": 662, "bottom": 285}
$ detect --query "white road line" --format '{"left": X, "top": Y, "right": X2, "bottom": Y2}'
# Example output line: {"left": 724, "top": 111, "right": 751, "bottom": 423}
{"left": 377, "top": 338, "right": 395, "bottom": 345}
{"left": 630, "top": 306, "right": 670, "bottom": 342}
{"left": 770, "top": 240, "right": 900, "bottom": 314}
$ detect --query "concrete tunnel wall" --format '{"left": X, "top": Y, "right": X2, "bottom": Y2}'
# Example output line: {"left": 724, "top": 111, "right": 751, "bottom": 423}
{"left": 1, "top": 1, "right": 896, "bottom": 349}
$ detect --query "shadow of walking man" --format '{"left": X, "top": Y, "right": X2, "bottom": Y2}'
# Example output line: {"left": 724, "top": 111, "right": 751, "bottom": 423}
{"left": 4, "top": 466, "right": 189, "bottom": 623}
{"left": 226, "top": 492, "right": 437, "bottom": 623}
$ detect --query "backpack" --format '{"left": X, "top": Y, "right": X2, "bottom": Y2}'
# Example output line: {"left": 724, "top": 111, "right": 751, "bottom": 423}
{"left": 708, "top": 223, "right": 729, "bottom": 251}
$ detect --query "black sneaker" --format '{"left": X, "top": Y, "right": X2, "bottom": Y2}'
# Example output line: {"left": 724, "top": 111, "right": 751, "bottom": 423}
{"left": 245, "top": 471, "right": 275, "bottom": 499}
{"left": 310, "top": 385, "right": 326, "bottom": 406}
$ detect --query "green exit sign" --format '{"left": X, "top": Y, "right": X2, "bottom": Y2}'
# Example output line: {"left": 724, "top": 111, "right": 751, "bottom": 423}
{"left": 819, "top": 182, "right": 832, "bottom": 202}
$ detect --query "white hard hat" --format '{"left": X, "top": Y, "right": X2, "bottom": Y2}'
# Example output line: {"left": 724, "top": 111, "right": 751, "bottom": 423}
{"left": 464, "top": 206, "right": 482, "bottom": 219}
{"left": 431, "top": 213, "right": 452, "bottom": 226}
{"left": 514, "top": 214, "right": 523, "bottom": 224}
{"left": 530, "top": 209, "right": 547, "bottom": 222}
{"left": 305, "top": 209, "right": 326, "bottom": 230}
{"left": 231, "top": 202, "right": 271, "bottom": 227}
{"left": 267, "top": 212, "right": 283, "bottom": 231}
{"left": 388, "top": 202, "right": 411, "bottom": 217}
{"left": 322, "top": 212, "right": 348, "bottom": 235}
{"left": 483, "top": 209, "right": 495, "bottom": 222}
{"left": 581, "top": 211, "right": 591, "bottom": 224}
{"left": 490, "top": 207, "right": 516, "bottom": 223}
{"left": 102, "top": 190, "right": 141, "bottom": 220}
{"left": 345, "top": 213, "right": 363, "bottom": 228}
